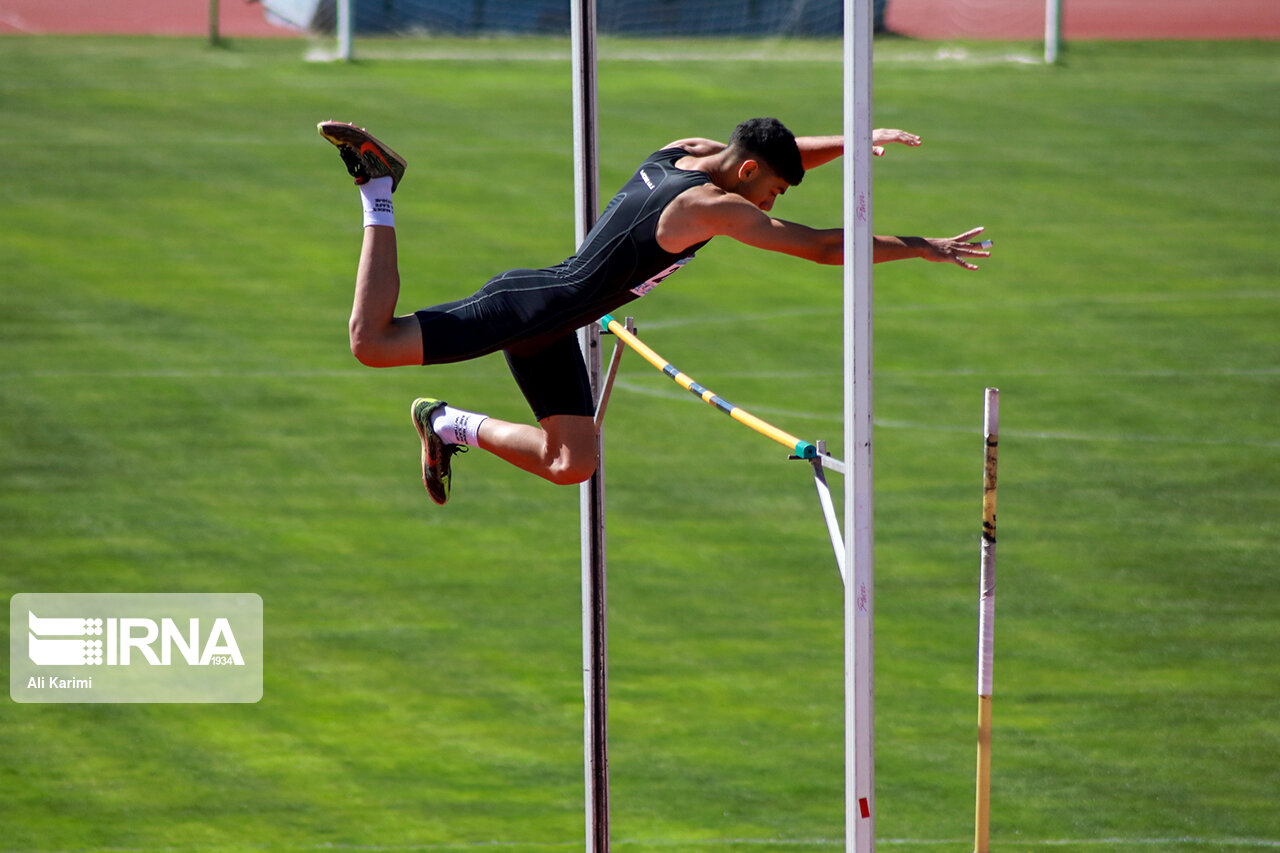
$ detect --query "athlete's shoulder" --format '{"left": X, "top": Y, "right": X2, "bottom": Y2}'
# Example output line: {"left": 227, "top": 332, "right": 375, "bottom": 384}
{"left": 659, "top": 183, "right": 762, "bottom": 248}
{"left": 671, "top": 181, "right": 727, "bottom": 204}
{"left": 642, "top": 147, "right": 686, "bottom": 166}
{"left": 636, "top": 147, "right": 712, "bottom": 191}
{"left": 660, "top": 137, "right": 726, "bottom": 157}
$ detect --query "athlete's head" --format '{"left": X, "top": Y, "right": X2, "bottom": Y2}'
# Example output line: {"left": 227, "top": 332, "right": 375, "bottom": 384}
{"left": 728, "top": 118, "right": 805, "bottom": 187}
{"left": 723, "top": 117, "right": 804, "bottom": 211}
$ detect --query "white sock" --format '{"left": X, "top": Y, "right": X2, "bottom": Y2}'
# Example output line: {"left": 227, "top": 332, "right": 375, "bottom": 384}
{"left": 359, "top": 176, "right": 395, "bottom": 228}
{"left": 431, "top": 404, "right": 488, "bottom": 447}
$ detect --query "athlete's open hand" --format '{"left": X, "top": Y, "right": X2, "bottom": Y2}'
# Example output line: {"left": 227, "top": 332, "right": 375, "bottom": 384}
{"left": 922, "top": 227, "right": 993, "bottom": 270}
{"left": 872, "top": 128, "right": 923, "bottom": 157}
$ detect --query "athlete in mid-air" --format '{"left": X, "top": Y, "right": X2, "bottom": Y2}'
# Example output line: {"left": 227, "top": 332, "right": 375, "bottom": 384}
{"left": 318, "top": 118, "right": 992, "bottom": 505}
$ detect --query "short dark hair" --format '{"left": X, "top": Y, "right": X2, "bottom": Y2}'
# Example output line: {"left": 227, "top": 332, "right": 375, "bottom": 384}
{"left": 728, "top": 117, "right": 804, "bottom": 186}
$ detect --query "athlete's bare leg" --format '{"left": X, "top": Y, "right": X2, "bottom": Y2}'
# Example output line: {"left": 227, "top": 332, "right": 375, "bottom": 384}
{"left": 348, "top": 225, "right": 426, "bottom": 368}
{"left": 373, "top": 225, "right": 596, "bottom": 493}
{"left": 477, "top": 414, "right": 598, "bottom": 486}
{"left": 323, "top": 125, "right": 598, "bottom": 495}
{"left": 323, "top": 127, "right": 595, "bottom": 490}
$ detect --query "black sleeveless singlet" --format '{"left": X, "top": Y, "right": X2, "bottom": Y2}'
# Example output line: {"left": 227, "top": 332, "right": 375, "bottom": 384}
{"left": 413, "top": 147, "right": 712, "bottom": 417}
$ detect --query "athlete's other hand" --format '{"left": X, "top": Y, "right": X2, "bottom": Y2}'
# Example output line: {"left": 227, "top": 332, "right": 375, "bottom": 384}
{"left": 922, "top": 227, "right": 993, "bottom": 270}
{"left": 872, "top": 128, "right": 922, "bottom": 157}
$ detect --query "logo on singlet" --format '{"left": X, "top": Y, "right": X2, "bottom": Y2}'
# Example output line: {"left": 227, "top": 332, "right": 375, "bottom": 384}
{"left": 640, "top": 169, "right": 655, "bottom": 190}
{"left": 630, "top": 256, "right": 692, "bottom": 297}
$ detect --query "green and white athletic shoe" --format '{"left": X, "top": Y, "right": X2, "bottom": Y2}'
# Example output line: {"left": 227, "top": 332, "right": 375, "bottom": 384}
{"left": 317, "top": 121, "right": 408, "bottom": 192}
{"left": 411, "top": 397, "right": 465, "bottom": 506}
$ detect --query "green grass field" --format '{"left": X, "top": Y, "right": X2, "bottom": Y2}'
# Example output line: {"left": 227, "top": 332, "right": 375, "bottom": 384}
{"left": 1, "top": 34, "right": 1277, "bottom": 852}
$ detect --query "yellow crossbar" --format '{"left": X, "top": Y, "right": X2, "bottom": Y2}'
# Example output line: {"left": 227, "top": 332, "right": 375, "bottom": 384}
{"left": 600, "top": 314, "right": 816, "bottom": 459}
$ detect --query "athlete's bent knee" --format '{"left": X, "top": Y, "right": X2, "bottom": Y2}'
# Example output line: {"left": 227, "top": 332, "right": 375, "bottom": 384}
{"left": 349, "top": 319, "right": 412, "bottom": 368}
{"left": 547, "top": 453, "right": 598, "bottom": 486}
{"left": 350, "top": 340, "right": 394, "bottom": 368}
{"left": 348, "top": 321, "right": 383, "bottom": 367}
{"left": 349, "top": 335, "right": 380, "bottom": 367}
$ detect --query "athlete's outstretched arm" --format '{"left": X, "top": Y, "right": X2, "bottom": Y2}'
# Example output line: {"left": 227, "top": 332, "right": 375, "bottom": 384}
{"left": 797, "top": 129, "right": 923, "bottom": 169}
{"left": 677, "top": 189, "right": 991, "bottom": 268}
{"left": 721, "top": 215, "right": 990, "bottom": 269}
{"left": 796, "top": 136, "right": 844, "bottom": 170}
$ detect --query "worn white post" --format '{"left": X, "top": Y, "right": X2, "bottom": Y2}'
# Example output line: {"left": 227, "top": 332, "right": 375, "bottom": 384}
{"left": 571, "top": 0, "right": 607, "bottom": 847}
{"left": 843, "top": 0, "right": 875, "bottom": 848}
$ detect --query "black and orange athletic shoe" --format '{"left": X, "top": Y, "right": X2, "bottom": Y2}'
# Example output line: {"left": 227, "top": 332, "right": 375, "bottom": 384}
{"left": 410, "top": 397, "right": 466, "bottom": 506}
{"left": 317, "top": 121, "right": 407, "bottom": 192}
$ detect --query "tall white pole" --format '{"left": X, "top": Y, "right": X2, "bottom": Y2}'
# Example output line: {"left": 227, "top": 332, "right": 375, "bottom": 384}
{"left": 843, "top": 0, "right": 875, "bottom": 849}
{"left": 571, "top": 0, "right": 607, "bottom": 848}
{"left": 1044, "top": 0, "right": 1061, "bottom": 64}
{"left": 336, "top": 0, "right": 352, "bottom": 61}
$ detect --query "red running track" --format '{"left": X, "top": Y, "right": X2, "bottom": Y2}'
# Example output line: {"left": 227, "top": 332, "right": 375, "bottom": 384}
{"left": 885, "top": 0, "right": 1280, "bottom": 40}
{"left": 0, "top": 0, "right": 299, "bottom": 37}
{"left": 2, "top": 0, "right": 1277, "bottom": 39}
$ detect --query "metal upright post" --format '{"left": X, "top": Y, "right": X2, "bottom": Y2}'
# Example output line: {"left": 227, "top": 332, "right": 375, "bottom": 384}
{"left": 336, "top": 0, "right": 352, "bottom": 61}
{"left": 1044, "top": 0, "right": 1061, "bottom": 64}
{"left": 571, "top": 0, "right": 608, "bottom": 848}
{"left": 843, "top": 0, "right": 876, "bottom": 848}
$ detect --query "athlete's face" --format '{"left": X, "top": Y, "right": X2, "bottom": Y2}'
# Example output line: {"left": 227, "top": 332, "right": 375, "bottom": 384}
{"left": 736, "top": 161, "right": 790, "bottom": 212}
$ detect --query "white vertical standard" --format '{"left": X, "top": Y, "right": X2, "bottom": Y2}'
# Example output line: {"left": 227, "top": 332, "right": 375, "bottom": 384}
{"left": 974, "top": 387, "right": 1000, "bottom": 853}
{"left": 336, "top": 0, "right": 352, "bottom": 61}
{"left": 1044, "top": 0, "right": 1061, "bottom": 64}
{"left": 571, "top": 0, "right": 609, "bottom": 850}
{"left": 843, "top": 0, "right": 875, "bottom": 849}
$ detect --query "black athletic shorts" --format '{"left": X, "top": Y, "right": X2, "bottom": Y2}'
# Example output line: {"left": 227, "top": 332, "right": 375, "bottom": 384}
{"left": 414, "top": 269, "right": 596, "bottom": 421}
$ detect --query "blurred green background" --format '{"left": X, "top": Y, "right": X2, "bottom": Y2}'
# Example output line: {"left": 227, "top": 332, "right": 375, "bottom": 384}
{"left": 1, "top": 35, "right": 1277, "bottom": 852}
